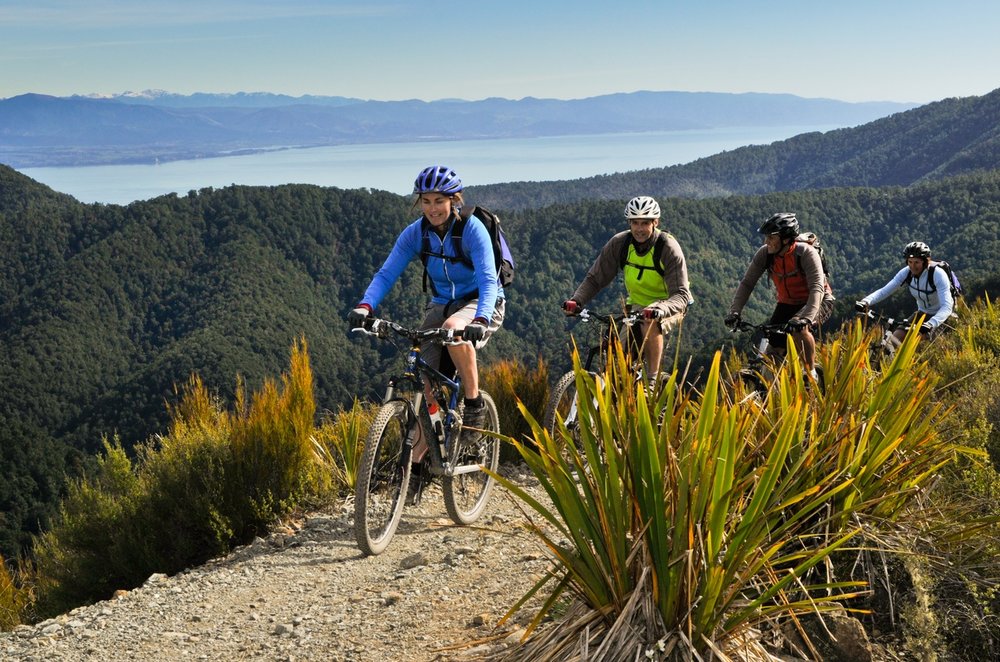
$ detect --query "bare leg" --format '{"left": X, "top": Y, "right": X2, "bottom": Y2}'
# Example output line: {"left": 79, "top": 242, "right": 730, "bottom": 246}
{"left": 792, "top": 328, "right": 817, "bottom": 373}
{"left": 641, "top": 320, "right": 664, "bottom": 380}
{"left": 442, "top": 315, "right": 478, "bottom": 399}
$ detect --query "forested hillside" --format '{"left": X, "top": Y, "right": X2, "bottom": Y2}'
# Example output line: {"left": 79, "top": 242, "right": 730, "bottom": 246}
{"left": 469, "top": 87, "right": 1000, "bottom": 210}
{"left": 2, "top": 160, "right": 1000, "bottom": 559}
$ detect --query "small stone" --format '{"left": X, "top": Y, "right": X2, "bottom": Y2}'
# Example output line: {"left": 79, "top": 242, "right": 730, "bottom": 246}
{"left": 273, "top": 623, "right": 294, "bottom": 636}
{"left": 399, "top": 552, "right": 428, "bottom": 570}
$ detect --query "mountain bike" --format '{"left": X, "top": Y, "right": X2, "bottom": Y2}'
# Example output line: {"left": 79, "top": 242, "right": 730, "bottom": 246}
{"left": 855, "top": 307, "right": 904, "bottom": 365}
{"left": 726, "top": 318, "right": 825, "bottom": 403}
{"left": 542, "top": 309, "right": 644, "bottom": 449}
{"left": 351, "top": 317, "right": 500, "bottom": 556}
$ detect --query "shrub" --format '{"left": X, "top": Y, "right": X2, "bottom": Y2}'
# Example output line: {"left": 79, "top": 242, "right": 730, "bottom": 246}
{"left": 481, "top": 357, "right": 549, "bottom": 462}
{"left": 0, "top": 555, "right": 32, "bottom": 631}
{"left": 30, "top": 339, "right": 322, "bottom": 619}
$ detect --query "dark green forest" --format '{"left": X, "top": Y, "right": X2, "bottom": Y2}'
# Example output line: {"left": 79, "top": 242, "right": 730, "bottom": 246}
{"left": 3, "top": 87, "right": 1000, "bottom": 560}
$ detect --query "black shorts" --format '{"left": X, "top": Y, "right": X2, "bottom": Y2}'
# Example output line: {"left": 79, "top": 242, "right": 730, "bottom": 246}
{"left": 767, "top": 299, "right": 834, "bottom": 350}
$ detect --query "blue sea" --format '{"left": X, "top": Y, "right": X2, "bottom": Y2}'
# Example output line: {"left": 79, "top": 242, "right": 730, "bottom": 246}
{"left": 22, "top": 125, "right": 838, "bottom": 206}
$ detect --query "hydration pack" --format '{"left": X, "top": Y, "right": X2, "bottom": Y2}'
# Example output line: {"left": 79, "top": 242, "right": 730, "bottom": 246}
{"left": 905, "top": 260, "right": 963, "bottom": 299}
{"left": 420, "top": 206, "right": 515, "bottom": 295}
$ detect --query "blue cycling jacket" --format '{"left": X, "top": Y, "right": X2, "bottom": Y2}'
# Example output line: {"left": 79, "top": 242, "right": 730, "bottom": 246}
{"left": 359, "top": 212, "right": 503, "bottom": 321}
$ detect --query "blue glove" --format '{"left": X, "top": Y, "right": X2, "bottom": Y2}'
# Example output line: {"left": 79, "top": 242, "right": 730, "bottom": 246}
{"left": 463, "top": 319, "right": 488, "bottom": 343}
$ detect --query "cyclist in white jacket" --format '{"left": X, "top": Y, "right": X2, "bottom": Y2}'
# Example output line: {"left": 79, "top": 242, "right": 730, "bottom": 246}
{"left": 856, "top": 241, "right": 954, "bottom": 344}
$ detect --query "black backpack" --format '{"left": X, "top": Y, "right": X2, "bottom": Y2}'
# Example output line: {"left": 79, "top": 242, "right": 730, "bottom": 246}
{"left": 420, "top": 206, "right": 515, "bottom": 295}
{"left": 618, "top": 232, "right": 670, "bottom": 280}
{"left": 905, "top": 260, "right": 963, "bottom": 299}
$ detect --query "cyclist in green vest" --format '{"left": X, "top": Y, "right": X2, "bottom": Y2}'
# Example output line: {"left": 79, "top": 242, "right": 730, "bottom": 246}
{"left": 562, "top": 196, "right": 691, "bottom": 382}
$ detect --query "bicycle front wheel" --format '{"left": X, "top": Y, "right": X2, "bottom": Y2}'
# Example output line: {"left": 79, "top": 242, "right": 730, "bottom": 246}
{"left": 354, "top": 400, "right": 413, "bottom": 556}
{"left": 443, "top": 391, "right": 500, "bottom": 525}
{"left": 542, "top": 370, "right": 584, "bottom": 450}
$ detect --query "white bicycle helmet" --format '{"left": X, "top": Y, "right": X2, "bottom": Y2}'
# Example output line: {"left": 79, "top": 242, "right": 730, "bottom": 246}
{"left": 624, "top": 195, "right": 661, "bottom": 219}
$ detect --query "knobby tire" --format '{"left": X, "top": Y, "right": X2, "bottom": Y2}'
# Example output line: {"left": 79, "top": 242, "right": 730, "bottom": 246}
{"left": 443, "top": 391, "right": 500, "bottom": 525}
{"left": 354, "top": 400, "right": 413, "bottom": 555}
{"left": 542, "top": 370, "right": 581, "bottom": 445}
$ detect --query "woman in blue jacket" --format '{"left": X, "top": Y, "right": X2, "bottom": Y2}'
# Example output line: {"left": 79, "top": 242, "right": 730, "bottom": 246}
{"left": 347, "top": 165, "right": 505, "bottom": 433}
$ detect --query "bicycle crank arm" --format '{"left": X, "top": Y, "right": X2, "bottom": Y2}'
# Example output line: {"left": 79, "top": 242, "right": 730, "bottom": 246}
{"left": 429, "top": 462, "right": 483, "bottom": 477}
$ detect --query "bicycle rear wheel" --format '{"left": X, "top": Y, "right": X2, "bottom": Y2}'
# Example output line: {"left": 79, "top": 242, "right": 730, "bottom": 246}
{"left": 444, "top": 391, "right": 500, "bottom": 525}
{"left": 354, "top": 400, "right": 413, "bottom": 555}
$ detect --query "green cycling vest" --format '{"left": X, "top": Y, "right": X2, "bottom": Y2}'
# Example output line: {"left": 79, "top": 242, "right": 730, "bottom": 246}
{"left": 622, "top": 233, "right": 670, "bottom": 307}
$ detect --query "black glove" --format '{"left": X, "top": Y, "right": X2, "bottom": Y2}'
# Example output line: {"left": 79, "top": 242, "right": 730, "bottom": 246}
{"left": 919, "top": 322, "right": 933, "bottom": 336}
{"left": 855, "top": 301, "right": 869, "bottom": 313}
{"left": 347, "top": 304, "right": 371, "bottom": 330}
{"left": 787, "top": 317, "right": 810, "bottom": 332}
{"left": 724, "top": 312, "right": 740, "bottom": 329}
{"left": 463, "top": 319, "right": 488, "bottom": 343}
{"left": 562, "top": 299, "right": 580, "bottom": 316}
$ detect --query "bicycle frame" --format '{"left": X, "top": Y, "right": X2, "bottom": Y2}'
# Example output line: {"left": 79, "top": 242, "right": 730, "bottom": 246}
{"left": 856, "top": 309, "right": 903, "bottom": 360}
{"left": 359, "top": 319, "right": 480, "bottom": 477}
{"left": 543, "top": 309, "right": 644, "bottom": 444}
{"left": 727, "top": 318, "right": 816, "bottom": 400}
{"left": 574, "top": 308, "right": 644, "bottom": 375}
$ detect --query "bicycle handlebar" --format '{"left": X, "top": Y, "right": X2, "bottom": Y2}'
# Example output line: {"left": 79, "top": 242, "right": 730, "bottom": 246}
{"left": 576, "top": 308, "right": 642, "bottom": 325}
{"left": 350, "top": 317, "right": 467, "bottom": 344}
{"left": 854, "top": 308, "right": 900, "bottom": 330}
{"left": 729, "top": 319, "right": 794, "bottom": 335}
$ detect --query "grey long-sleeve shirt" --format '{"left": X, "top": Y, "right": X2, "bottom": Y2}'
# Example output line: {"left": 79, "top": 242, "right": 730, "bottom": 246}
{"left": 571, "top": 230, "right": 691, "bottom": 318}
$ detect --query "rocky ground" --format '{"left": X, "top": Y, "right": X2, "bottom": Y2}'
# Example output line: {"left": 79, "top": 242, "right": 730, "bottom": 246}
{"left": 1, "top": 464, "right": 555, "bottom": 662}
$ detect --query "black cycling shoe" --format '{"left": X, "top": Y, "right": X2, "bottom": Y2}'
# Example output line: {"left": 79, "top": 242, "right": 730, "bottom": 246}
{"left": 461, "top": 403, "right": 487, "bottom": 444}
{"left": 406, "top": 462, "right": 429, "bottom": 506}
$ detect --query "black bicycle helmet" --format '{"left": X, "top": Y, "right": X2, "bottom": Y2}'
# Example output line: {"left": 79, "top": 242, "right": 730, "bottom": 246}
{"left": 413, "top": 165, "right": 463, "bottom": 195}
{"left": 903, "top": 241, "right": 931, "bottom": 259}
{"left": 757, "top": 212, "right": 799, "bottom": 239}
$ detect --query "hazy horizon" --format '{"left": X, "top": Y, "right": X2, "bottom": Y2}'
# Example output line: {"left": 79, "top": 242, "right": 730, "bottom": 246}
{"left": 2, "top": 1, "right": 998, "bottom": 105}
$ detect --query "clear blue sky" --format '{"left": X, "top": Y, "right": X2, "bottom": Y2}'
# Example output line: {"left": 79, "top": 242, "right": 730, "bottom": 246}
{"left": 1, "top": 0, "right": 997, "bottom": 103}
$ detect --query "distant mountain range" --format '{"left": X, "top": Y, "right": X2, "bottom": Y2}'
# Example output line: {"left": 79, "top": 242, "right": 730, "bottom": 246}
{"left": 0, "top": 90, "right": 916, "bottom": 168}
{"left": 468, "top": 86, "right": 1000, "bottom": 210}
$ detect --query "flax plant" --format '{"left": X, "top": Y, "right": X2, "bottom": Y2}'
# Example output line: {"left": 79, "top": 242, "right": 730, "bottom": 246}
{"left": 313, "top": 398, "right": 377, "bottom": 492}
{"left": 492, "top": 322, "right": 957, "bottom": 660}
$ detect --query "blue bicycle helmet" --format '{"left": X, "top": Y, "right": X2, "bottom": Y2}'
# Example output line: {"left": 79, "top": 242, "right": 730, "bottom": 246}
{"left": 413, "top": 165, "right": 463, "bottom": 195}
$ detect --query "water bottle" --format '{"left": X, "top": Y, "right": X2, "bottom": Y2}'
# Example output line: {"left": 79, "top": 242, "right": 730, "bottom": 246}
{"left": 427, "top": 399, "right": 446, "bottom": 458}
